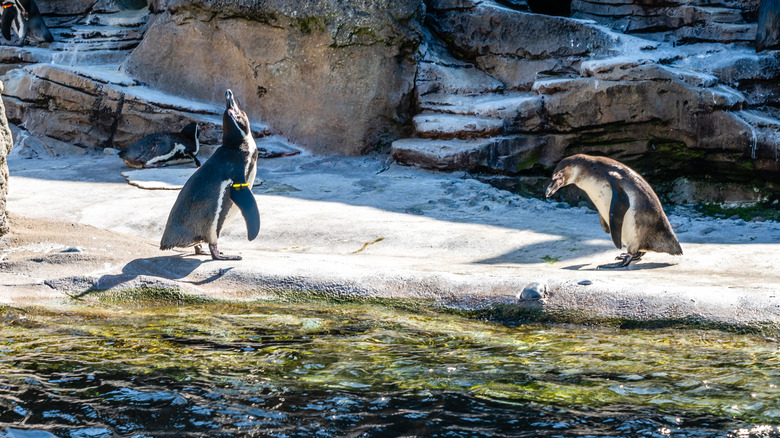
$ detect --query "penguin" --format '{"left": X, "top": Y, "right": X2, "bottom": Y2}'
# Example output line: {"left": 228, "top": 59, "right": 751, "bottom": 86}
{"left": 1, "top": 0, "right": 53, "bottom": 45}
{"left": 119, "top": 123, "right": 201, "bottom": 169}
{"left": 545, "top": 154, "right": 682, "bottom": 269}
{"left": 757, "top": 0, "right": 780, "bottom": 52}
{"left": 160, "top": 90, "right": 260, "bottom": 261}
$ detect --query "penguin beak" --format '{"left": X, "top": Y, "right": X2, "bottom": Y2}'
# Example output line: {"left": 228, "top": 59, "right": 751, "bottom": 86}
{"left": 226, "top": 89, "right": 237, "bottom": 111}
{"left": 546, "top": 174, "right": 564, "bottom": 198}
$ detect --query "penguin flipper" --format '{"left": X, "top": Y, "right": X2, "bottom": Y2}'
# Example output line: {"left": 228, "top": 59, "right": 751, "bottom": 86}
{"left": 599, "top": 215, "right": 610, "bottom": 234}
{"left": 186, "top": 151, "right": 201, "bottom": 167}
{"left": 1, "top": 6, "right": 16, "bottom": 40}
{"left": 608, "top": 179, "right": 630, "bottom": 249}
{"left": 229, "top": 184, "right": 260, "bottom": 241}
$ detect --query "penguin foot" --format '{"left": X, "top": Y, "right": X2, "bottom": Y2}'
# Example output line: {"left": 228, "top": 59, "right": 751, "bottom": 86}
{"left": 598, "top": 252, "right": 641, "bottom": 269}
{"left": 194, "top": 244, "right": 207, "bottom": 256}
{"left": 615, "top": 251, "right": 645, "bottom": 262}
{"left": 208, "top": 243, "right": 242, "bottom": 261}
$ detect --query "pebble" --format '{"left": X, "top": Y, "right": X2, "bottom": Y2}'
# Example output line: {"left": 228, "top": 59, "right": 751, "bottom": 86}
{"left": 577, "top": 280, "right": 592, "bottom": 286}
{"left": 518, "top": 282, "right": 546, "bottom": 301}
{"left": 752, "top": 217, "right": 766, "bottom": 223}
{"left": 60, "top": 246, "right": 84, "bottom": 253}
{"left": 699, "top": 227, "right": 716, "bottom": 235}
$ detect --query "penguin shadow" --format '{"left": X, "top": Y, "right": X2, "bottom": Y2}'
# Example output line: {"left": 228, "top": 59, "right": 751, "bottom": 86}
{"left": 562, "top": 262, "right": 676, "bottom": 271}
{"left": 474, "top": 240, "right": 610, "bottom": 265}
{"left": 79, "top": 255, "right": 219, "bottom": 296}
{"left": 476, "top": 240, "right": 678, "bottom": 271}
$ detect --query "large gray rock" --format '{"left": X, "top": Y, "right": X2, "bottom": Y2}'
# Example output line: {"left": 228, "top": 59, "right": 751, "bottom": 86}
{"left": 122, "top": 0, "right": 423, "bottom": 155}
{"left": 427, "top": 1, "right": 623, "bottom": 90}
{"left": 1, "top": 64, "right": 261, "bottom": 153}
{"left": 0, "top": 81, "right": 11, "bottom": 236}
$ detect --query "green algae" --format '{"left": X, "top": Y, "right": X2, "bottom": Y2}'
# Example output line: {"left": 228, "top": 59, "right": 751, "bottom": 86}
{"left": 2, "top": 300, "right": 780, "bottom": 427}
{"left": 695, "top": 199, "right": 780, "bottom": 222}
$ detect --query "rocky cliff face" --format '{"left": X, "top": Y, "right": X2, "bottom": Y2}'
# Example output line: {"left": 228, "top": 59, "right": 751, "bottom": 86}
{"left": 121, "top": 0, "right": 423, "bottom": 154}
{"left": 2, "top": 0, "right": 780, "bottom": 203}
{"left": 0, "top": 81, "right": 11, "bottom": 236}
{"left": 392, "top": 0, "right": 780, "bottom": 204}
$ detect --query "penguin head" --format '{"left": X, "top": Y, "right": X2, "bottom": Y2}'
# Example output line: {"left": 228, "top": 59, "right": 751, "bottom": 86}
{"left": 223, "top": 89, "right": 251, "bottom": 148}
{"left": 546, "top": 155, "right": 584, "bottom": 197}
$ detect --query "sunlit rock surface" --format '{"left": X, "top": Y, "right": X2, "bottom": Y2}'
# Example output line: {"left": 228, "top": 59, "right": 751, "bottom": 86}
{"left": 0, "top": 81, "right": 10, "bottom": 236}
{"left": 122, "top": 0, "right": 423, "bottom": 155}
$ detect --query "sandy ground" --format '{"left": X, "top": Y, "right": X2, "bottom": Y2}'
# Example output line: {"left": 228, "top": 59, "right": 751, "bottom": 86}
{"left": 3, "top": 150, "right": 780, "bottom": 327}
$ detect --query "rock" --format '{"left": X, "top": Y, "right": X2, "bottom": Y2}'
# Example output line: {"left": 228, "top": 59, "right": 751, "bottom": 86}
{"left": 392, "top": 134, "right": 569, "bottom": 172}
{"left": 518, "top": 282, "right": 546, "bottom": 301}
{"left": 37, "top": 0, "right": 98, "bottom": 15}
{"left": 757, "top": 0, "right": 780, "bottom": 51}
{"left": 60, "top": 246, "right": 85, "bottom": 253}
{"left": 121, "top": 0, "right": 423, "bottom": 155}
{"left": 578, "top": 280, "right": 593, "bottom": 286}
{"left": 2, "top": 64, "right": 266, "bottom": 153}
{"left": 413, "top": 113, "right": 504, "bottom": 139}
{"left": 700, "top": 227, "right": 717, "bottom": 235}
{"left": 0, "top": 80, "right": 11, "bottom": 236}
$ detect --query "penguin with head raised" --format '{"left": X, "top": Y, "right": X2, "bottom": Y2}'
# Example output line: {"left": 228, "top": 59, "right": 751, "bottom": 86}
{"left": 160, "top": 90, "right": 259, "bottom": 261}
{"left": 546, "top": 154, "right": 682, "bottom": 269}
{"left": 1, "top": 0, "right": 53, "bottom": 45}
{"left": 119, "top": 123, "right": 201, "bottom": 169}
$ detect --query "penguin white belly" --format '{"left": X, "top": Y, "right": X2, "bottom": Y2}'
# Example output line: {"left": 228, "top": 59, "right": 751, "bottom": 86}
{"left": 209, "top": 180, "right": 232, "bottom": 243}
{"left": 146, "top": 143, "right": 188, "bottom": 167}
{"left": 575, "top": 177, "right": 613, "bottom": 227}
{"left": 245, "top": 134, "right": 258, "bottom": 188}
{"left": 621, "top": 208, "right": 640, "bottom": 250}
{"left": 209, "top": 134, "right": 258, "bottom": 243}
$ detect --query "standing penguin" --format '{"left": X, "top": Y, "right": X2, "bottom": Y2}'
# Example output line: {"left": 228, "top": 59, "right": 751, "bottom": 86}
{"left": 545, "top": 154, "right": 682, "bottom": 269}
{"left": 119, "top": 123, "right": 201, "bottom": 168}
{"left": 160, "top": 90, "right": 259, "bottom": 261}
{"left": 1, "top": 0, "right": 54, "bottom": 45}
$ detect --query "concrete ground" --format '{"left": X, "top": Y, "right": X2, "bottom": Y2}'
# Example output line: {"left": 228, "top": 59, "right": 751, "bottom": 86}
{"left": 3, "top": 149, "right": 780, "bottom": 327}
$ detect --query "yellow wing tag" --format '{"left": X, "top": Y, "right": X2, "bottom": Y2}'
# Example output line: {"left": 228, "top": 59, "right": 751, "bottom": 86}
{"left": 231, "top": 183, "right": 251, "bottom": 189}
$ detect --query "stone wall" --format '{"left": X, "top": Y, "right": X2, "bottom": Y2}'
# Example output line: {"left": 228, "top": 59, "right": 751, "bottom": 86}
{"left": 121, "top": 0, "right": 423, "bottom": 155}
{"left": 0, "top": 81, "right": 12, "bottom": 236}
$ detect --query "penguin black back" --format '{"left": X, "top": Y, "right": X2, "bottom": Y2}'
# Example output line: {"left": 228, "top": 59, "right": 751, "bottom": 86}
{"left": 119, "top": 122, "right": 201, "bottom": 168}
{"left": 160, "top": 90, "right": 259, "bottom": 261}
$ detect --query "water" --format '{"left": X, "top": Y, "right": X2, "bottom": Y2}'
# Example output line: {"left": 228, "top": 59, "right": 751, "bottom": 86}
{"left": 1, "top": 300, "right": 779, "bottom": 437}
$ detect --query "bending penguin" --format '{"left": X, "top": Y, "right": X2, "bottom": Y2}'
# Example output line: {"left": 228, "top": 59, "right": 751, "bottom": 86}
{"left": 119, "top": 123, "right": 201, "bottom": 168}
{"left": 1, "top": 0, "right": 53, "bottom": 45}
{"left": 546, "top": 154, "right": 682, "bottom": 269}
{"left": 160, "top": 90, "right": 260, "bottom": 261}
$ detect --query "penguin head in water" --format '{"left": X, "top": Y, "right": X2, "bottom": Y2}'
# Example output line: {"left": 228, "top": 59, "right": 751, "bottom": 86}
{"left": 223, "top": 89, "right": 251, "bottom": 148}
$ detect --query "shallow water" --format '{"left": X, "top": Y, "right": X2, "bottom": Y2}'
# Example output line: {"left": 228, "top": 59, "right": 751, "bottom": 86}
{"left": 1, "top": 300, "right": 779, "bottom": 437}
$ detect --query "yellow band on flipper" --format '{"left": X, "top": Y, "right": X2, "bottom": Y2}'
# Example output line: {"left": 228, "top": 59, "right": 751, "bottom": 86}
{"left": 232, "top": 183, "right": 250, "bottom": 189}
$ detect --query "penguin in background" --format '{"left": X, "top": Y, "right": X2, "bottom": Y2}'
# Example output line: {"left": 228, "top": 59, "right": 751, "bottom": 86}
{"left": 160, "top": 90, "right": 260, "bottom": 261}
{"left": 119, "top": 123, "right": 201, "bottom": 169}
{"left": 546, "top": 154, "right": 682, "bottom": 269}
{"left": 757, "top": 0, "right": 780, "bottom": 52}
{"left": 1, "top": 0, "right": 54, "bottom": 45}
